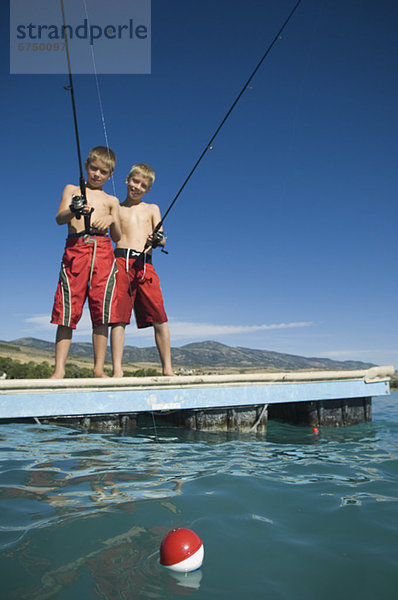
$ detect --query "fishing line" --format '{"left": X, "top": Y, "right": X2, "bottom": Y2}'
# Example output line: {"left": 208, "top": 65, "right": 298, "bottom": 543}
{"left": 152, "top": 0, "right": 303, "bottom": 236}
{"left": 60, "top": 0, "right": 116, "bottom": 199}
{"left": 60, "top": 0, "right": 86, "bottom": 201}
{"left": 81, "top": 0, "right": 117, "bottom": 197}
{"left": 151, "top": 411, "right": 159, "bottom": 443}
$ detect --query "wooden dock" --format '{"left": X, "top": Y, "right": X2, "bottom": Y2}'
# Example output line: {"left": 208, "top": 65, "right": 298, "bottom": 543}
{"left": 0, "top": 365, "right": 394, "bottom": 431}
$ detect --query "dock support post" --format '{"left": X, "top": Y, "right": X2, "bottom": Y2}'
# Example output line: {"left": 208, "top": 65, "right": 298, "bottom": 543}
{"left": 158, "top": 404, "right": 268, "bottom": 432}
{"left": 268, "top": 397, "right": 372, "bottom": 427}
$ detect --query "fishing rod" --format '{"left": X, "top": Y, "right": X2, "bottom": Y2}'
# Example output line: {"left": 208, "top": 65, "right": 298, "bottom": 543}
{"left": 60, "top": 0, "right": 92, "bottom": 227}
{"left": 150, "top": 0, "right": 303, "bottom": 244}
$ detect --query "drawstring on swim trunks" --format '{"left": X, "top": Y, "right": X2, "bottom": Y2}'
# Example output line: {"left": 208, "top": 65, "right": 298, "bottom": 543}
{"left": 141, "top": 252, "right": 147, "bottom": 281}
{"left": 125, "top": 248, "right": 147, "bottom": 282}
{"left": 125, "top": 248, "right": 130, "bottom": 273}
{"left": 83, "top": 235, "right": 97, "bottom": 287}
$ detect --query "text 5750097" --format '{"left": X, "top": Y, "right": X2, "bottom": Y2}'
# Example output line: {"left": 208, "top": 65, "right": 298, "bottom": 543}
{"left": 18, "top": 43, "right": 65, "bottom": 51}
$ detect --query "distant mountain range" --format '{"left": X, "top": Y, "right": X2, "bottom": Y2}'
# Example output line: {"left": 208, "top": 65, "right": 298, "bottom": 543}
{"left": 7, "top": 337, "right": 376, "bottom": 371}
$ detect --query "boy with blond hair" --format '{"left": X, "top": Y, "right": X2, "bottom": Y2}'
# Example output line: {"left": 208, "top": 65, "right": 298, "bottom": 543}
{"left": 51, "top": 146, "right": 121, "bottom": 378}
{"left": 111, "top": 163, "right": 173, "bottom": 376}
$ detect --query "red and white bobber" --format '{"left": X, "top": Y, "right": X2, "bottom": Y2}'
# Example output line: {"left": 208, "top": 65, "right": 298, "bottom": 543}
{"left": 160, "top": 528, "right": 204, "bottom": 572}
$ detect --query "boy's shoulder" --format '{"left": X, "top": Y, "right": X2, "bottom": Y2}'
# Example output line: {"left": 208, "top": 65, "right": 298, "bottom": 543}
{"left": 144, "top": 201, "right": 161, "bottom": 213}
{"left": 102, "top": 191, "right": 119, "bottom": 205}
{"left": 120, "top": 200, "right": 158, "bottom": 211}
{"left": 62, "top": 184, "right": 118, "bottom": 203}
{"left": 63, "top": 183, "right": 80, "bottom": 193}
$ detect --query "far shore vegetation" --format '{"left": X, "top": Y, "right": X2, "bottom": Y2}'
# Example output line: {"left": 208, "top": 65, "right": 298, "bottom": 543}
{"left": 0, "top": 357, "right": 160, "bottom": 379}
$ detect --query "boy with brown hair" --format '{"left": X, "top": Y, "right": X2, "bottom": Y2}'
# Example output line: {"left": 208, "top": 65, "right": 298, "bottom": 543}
{"left": 51, "top": 146, "right": 121, "bottom": 378}
{"left": 111, "top": 163, "right": 173, "bottom": 377}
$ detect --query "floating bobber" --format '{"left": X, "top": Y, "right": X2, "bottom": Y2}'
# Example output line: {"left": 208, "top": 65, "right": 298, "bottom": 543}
{"left": 160, "top": 528, "right": 204, "bottom": 572}
{"left": 312, "top": 427, "right": 319, "bottom": 435}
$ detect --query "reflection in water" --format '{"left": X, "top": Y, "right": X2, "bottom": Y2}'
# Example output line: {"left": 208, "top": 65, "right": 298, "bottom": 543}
{"left": 166, "top": 569, "right": 203, "bottom": 592}
{"left": 7, "top": 523, "right": 197, "bottom": 599}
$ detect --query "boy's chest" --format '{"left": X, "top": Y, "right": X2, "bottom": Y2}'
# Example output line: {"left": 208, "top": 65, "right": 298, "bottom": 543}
{"left": 121, "top": 206, "right": 152, "bottom": 228}
{"left": 86, "top": 193, "right": 107, "bottom": 213}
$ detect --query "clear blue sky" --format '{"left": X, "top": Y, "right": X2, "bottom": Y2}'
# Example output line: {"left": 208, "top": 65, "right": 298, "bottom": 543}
{"left": 1, "top": 0, "right": 397, "bottom": 368}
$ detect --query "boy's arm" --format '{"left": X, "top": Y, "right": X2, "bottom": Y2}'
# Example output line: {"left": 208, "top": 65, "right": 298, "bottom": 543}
{"left": 109, "top": 197, "right": 122, "bottom": 243}
{"left": 55, "top": 185, "right": 77, "bottom": 225}
{"left": 90, "top": 196, "right": 121, "bottom": 242}
{"left": 147, "top": 204, "right": 166, "bottom": 248}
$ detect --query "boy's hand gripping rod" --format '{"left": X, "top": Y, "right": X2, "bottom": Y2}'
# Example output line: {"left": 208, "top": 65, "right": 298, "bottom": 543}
{"left": 148, "top": 0, "right": 302, "bottom": 248}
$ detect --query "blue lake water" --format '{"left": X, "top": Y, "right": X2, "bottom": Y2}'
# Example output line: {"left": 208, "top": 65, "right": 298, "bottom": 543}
{"left": 0, "top": 391, "right": 397, "bottom": 599}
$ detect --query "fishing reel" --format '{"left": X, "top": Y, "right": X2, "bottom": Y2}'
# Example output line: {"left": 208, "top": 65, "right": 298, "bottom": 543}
{"left": 151, "top": 231, "right": 165, "bottom": 249}
{"left": 69, "top": 194, "right": 87, "bottom": 219}
{"left": 147, "top": 230, "right": 168, "bottom": 254}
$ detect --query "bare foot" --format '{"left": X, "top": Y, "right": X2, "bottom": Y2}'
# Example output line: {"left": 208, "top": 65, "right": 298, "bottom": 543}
{"left": 93, "top": 371, "right": 110, "bottom": 378}
{"left": 49, "top": 370, "right": 65, "bottom": 379}
{"left": 162, "top": 370, "right": 174, "bottom": 377}
{"left": 112, "top": 370, "right": 124, "bottom": 378}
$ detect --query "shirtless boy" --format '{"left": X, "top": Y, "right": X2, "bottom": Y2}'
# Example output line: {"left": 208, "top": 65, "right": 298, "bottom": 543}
{"left": 111, "top": 163, "right": 173, "bottom": 377}
{"left": 51, "top": 146, "right": 121, "bottom": 378}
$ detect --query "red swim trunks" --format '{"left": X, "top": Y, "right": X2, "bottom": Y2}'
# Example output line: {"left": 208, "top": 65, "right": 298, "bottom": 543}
{"left": 114, "top": 252, "right": 167, "bottom": 328}
{"left": 51, "top": 235, "right": 119, "bottom": 329}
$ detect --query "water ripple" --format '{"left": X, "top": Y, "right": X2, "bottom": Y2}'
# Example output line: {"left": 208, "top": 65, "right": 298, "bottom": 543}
{"left": 0, "top": 394, "right": 398, "bottom": 598}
